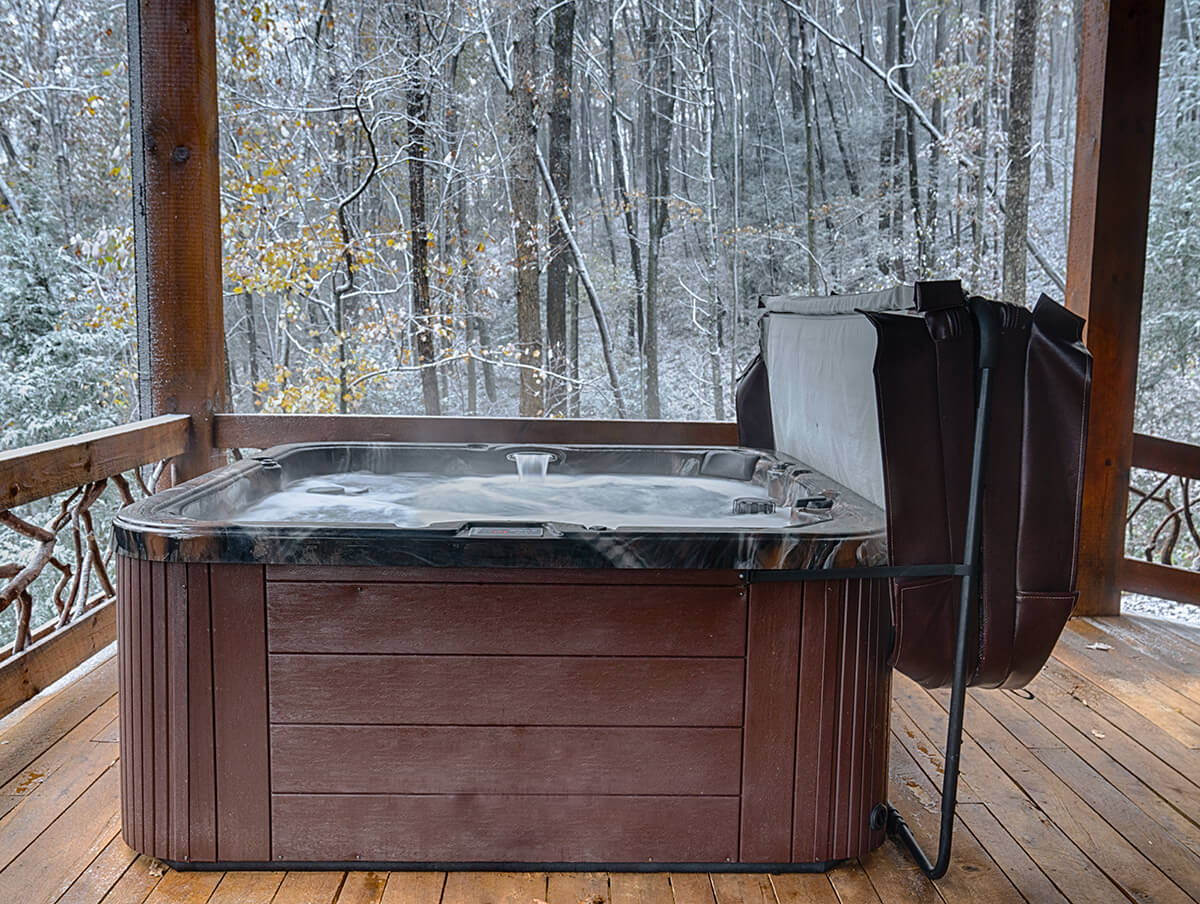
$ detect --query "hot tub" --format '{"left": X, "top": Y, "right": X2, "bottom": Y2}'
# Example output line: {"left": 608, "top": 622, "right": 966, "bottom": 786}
{"left": 115, "top": 442, "right": 892, "bottom": 870}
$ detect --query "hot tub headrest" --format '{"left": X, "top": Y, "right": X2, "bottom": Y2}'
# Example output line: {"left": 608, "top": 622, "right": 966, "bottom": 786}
{"left": 737, "top": 280, "right": 1092, "bottom": 690}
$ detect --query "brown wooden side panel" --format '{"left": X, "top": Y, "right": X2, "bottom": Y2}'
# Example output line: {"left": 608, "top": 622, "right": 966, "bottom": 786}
{"left": 792, "top": 580, "right": 839, "bottom": 863}
{"left": 186, "top": 563, "right": 216, "bottom": 861}
{"left": 268, "top": 655, "right": 744, "bottom": 727}
{"left": 271, "top": 726, "right": 741, "bottom": 796}
{"left": 267, "top": 582, "right": 747, "bottom": 657}
{"left": 150, "top": 561, "right": 168, "bottom": 858}
{"left": 117, "top": 554, "right": 131, "bottom": 850}
{"left": 791, "top": 578, "right": 891, "bottom": 863}
{"left": 137, "top": 556, "right": 152, "bottom": 855}
{"left": 210, "top": 564, "right": 270, "bottom": 861}
{"left": 739, "top": 581, "right": 802, "bottom": 862}
{"left": 271, "top": 794, "right": 740, "bottom": 863}
{"left": 165, "top": 562, "right": 189, "bottom": 861}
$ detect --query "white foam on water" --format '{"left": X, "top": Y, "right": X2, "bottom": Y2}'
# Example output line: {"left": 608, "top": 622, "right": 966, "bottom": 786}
{"left": 233, "top": 471, "right": 797, "bottom": 529}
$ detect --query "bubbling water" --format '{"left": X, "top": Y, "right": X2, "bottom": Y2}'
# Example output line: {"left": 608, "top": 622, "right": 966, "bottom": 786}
{"left": 232, "top": 471, "right": 800, "bottom": 530}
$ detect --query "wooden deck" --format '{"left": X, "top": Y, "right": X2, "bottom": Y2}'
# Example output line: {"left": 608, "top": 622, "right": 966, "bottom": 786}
{"left": 0, "top": 616, "right": 1197, "bottom": 904}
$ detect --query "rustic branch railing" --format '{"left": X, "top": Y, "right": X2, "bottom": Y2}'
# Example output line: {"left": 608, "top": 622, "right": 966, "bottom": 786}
{"left": 0, "top": 415, "right": 189, "bottom": 715}
{"left": 1123, "top": 432, "right": 1200, "bottom": 607}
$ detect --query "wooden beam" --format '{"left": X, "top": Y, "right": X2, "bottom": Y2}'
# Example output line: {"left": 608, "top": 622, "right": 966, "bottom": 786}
{"left": 1121, "top": 558, "right": 1200, "bottom": 608}
{"left": 0, "top": 599, "right": 115, "bottom": 717}
{"left": 0, "top": 415, "right": 189, "bottom": 511}
{"left": 128, "top": 0, "right": 226, "bottom": 481}
{"left": 1065, "top": 0, "right": 1166, "bottom": 616}
{"left": 213, "top": 414, "right": 740, "bottom": 449}
{"left": 1131, "top": 433, "right": 1200, "bottom": 482}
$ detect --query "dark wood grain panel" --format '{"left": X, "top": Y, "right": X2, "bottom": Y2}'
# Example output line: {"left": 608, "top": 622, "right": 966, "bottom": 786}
{"left": 738, "top": 581, "right": 802, "bottom": 862}
{"left": 267, "top": 565, "right": 742, "bottom": 585}
{"left": 266, "top": 581, "right": 746, "bottom": 656}
{"left": 270, "top": 725, "right": 742, "bottom": 796}
{"left": 166, "top": 562, "right": 189, "bottom": 861}
{"left": 210, "top": 564, "right": 270, "bottom": 861}
{"left": 150, "top": 561, "right": 168, "bottom": 857}
{"left": 793, "top": 581, "right": 840, "bottom": 863}
{"left": 117, "top": 555, "right": 131, "bottom": 849}
{"left": 270, "top": 794, "right": 740, "bottom": 863}
{"left": 791, "top": 579, "right": 890, "bottom": 863}
{"left": 137, "top": 555, "right": 151, "bottom": 854}
{"left": 186, "top": 563, "right": 216, "bottom": 861}
{"left": 268, "top": 655, "right": 744, "bottom": 727}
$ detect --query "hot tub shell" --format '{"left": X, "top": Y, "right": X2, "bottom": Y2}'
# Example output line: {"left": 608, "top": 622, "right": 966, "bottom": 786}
{"left": 116, "top": 442, "right": 892, "bottom": 870}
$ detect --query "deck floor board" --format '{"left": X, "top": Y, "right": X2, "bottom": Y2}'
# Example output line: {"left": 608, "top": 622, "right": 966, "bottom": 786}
{"left": 0, "top": 616, "right": 1196, "bottom": 904}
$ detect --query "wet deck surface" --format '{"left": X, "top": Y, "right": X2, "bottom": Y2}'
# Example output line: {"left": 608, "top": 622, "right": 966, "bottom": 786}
{"left": 1, "top": 615, "right": 1197, "bottom": 903}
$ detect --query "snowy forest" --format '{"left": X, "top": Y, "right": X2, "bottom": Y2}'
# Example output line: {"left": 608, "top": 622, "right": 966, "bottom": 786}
{"left": 1, "top": 0, "right": 1199, "bottom": 642}
{"left": 0, "top": 0, "right": 1196, "bottom": 428}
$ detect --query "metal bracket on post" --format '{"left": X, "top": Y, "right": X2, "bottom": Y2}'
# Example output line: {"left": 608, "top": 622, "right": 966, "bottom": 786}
{"left": 884, "top": 297, "right": 1000, "bottom": 881}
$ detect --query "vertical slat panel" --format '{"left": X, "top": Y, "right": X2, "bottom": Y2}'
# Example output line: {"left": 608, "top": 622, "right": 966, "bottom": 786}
{"left": 188, "top": 563, "right": 217, "bottom": 861}
{"left": 130, "top": 557, "right": 144, "bottom": 852}
{"left": 831, "top": 580, "right": 862, "bottom": 858}
{"left": 140, "top": 558, "right": 154, "bottom": 854}
{"left": 739, "top": 581, "right": 800, "bottom": 862}
{"left": 117, "top": 554, "right": 130, "bottom": 845}
{"left": 868, "top": 579, "right": 892, "bottom": 852}
{"left": 793, "top": 580, "right": 839, "bottom": 862}
{"left": 152, "top": 561, "right": 169, "bottom": 856}
{"left": 790, "top": 579, "right": 892, "bottom": 864}
{"left": 167, "top": 562, "right": 189, "bottom": 860}
{"left": 211, "top": 563, "right": 270, "bottom": 861}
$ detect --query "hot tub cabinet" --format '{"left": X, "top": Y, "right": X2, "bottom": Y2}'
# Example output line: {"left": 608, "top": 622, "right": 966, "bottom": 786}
{"left": 116, "top": 443, "right": 891, "bottom": 869}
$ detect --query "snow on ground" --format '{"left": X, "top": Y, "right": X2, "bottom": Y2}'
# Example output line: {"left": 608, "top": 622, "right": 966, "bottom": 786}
{"left": 1121, "top": 592, "right": 1200, "bottom": 627}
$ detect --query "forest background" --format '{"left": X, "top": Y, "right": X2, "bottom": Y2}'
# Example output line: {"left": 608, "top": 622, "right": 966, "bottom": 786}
{"left": 0, "top": 0, "right": 1198, "bottom": 641}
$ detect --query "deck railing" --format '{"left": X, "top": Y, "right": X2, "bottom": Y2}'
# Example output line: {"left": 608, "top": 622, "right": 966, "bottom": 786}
{"left": 1123, "top": 432, "right": 1200, "bottom": 607}
{"left": 0, "top": 414, "right": 189, "bottom": 715}
{"left": 1, "top": 413, "right": 1194, "bottom": 713}
{"left": 0, "top": 413, "right": 738, "bottom": 713}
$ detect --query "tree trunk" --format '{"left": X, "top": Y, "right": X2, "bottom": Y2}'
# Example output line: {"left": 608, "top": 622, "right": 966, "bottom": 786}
{"left": 608, "top": 0, "right": 645, "bottom": 395}
{"left": 926, "top": 3, "right": 947, "bottom": 254}
{"left": 245, "top": 290, "right": 259, "bottom": 409}
{"left": 878, "top": 0, "right": 900, "bottom": 276}
{"left": 817, "top": 40, "right": 861, "bottom": 197}
{"left": 407, "top": 5, "right": 440, "bottom": 416}
{"left": 643, "top": 5, "right": 674, "bottom": 419}
{"left": 973, "top": 0, "right": 995, "bottom": 285}
{"left": 1001, "top": 0, "right": 1040, "bottom": 307}
{"left": 510, "top": 3, "right": 543, "bottom": 416}
{"left": 801, "top": 20, "right": 818, "bottom": 292}
{"left": 1043, "top": 25, "right": 1056, "bottom": 189}
{"left": 786, "top": 6, "right": 803, "bottom": 119}
{"left": 546, "top": 0, "right": 576, "bottom": 416}
{"left": 897, "top": 0, "right": 926, "bottom": 274}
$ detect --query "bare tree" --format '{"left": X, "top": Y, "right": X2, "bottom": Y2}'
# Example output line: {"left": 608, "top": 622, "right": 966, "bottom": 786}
{"left": 1002, "top": 0, "right": 1040, "bottom": 306}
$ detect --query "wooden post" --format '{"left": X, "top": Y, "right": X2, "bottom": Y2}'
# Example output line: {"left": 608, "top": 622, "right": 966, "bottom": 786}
{"left": 128, "top": 0, "right": 227, "bottom": 481}
{"left": 1065, "top": 0, "right": 1165, "bottom": 615}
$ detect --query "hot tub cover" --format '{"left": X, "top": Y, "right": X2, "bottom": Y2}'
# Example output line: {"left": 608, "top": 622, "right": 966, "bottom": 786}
{"left": 737, "top": 280, "right": 1092, "bottom": 689}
